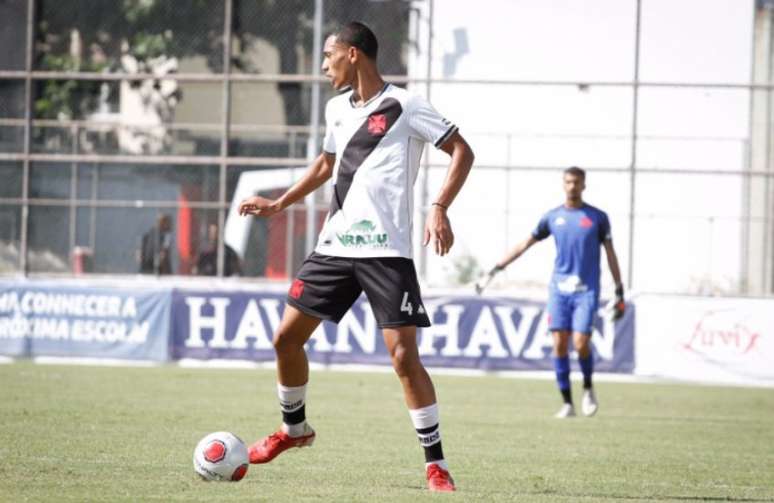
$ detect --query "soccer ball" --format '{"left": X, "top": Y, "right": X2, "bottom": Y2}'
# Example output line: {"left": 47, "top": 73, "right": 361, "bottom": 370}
{"left": 193, "top": 431, "right": 249, "bottom": 482}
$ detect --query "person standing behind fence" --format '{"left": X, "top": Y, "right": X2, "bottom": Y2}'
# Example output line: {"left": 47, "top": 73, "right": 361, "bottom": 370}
{"left": 138, "top": 214, "right": 173, "bottom": 275}
{"left": 486, "top": 167, "right": 625, "bottom": 418}
{"left": 238, "top": 21, "right": 474, "bottom": 492}
{"left": 193, "top": 223, "right": 242, "bottom": 277}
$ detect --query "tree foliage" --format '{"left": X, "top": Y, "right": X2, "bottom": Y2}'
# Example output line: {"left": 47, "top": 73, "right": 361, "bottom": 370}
{"left": 33, "top": 0, "right": 411, "bottom": 122}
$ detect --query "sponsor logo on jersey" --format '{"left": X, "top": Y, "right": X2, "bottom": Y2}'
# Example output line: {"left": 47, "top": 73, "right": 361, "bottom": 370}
{"left": 554, "top": 217, "right": 566, "bottom": 226}
{"left": 556, "top": 275, "right": 588, "bottom": 293}
{"left": 350, "top": 220, "right": 376, "bottom": 232}
{"left": 336, "top": 220, "right": 389, "bottom": 248}
{"left": 367, "top": 113, "right": 387, "bottom": 136}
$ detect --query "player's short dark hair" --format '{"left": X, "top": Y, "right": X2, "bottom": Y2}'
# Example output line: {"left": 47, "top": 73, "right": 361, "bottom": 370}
{"left": 334, "top": 21, "right": 378, "bottom": 60}
{"left": 564, "top": 166, "right": 586, "bottom": 180}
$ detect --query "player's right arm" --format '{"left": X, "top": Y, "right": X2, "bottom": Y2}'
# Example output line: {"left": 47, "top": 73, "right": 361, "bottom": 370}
{"left": 492, "top": 235, "right": 539, "bottom": 273}
{"left": 489, "top": 211, "right": 549, "bottom": 274}
{"left": 238, "top": 152, "right": 335, "bottom": 218}
{"left": 602, "top": 236, "right": 625, "bottom": 320}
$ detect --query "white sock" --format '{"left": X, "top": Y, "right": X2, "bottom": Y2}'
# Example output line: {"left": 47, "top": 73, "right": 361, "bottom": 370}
{"left": 277, "top": 383, "right": 307, "bottom": 437}
{"left": 409, "top": 403, "right": 447, "bottom": 469}
{"left": 408, "top": 403, "right": 439, "bottom": 430}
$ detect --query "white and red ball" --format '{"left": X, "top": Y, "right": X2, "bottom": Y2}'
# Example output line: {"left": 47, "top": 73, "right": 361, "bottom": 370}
{"left": 193, "top": 432, "right": 249, "bottom": 482}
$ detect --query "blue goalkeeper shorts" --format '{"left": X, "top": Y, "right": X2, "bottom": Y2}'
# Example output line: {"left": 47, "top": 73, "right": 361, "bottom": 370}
{"left": 546, "top": 289, "right": 599, "bottom": 335}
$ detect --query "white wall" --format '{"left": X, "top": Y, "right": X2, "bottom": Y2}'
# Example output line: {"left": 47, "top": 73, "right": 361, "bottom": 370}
{"left": 408, "top": 0, "right": 754, "bottom": 294}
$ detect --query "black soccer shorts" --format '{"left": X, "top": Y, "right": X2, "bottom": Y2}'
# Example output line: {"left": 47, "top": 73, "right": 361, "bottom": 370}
{"left": 286, "top": 252, "right": 431, "bottom": 328}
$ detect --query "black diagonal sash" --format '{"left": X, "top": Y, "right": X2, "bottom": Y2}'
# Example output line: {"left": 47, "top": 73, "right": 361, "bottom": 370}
{"left": 328, "top": 97, "right": 403, "bottom": 218}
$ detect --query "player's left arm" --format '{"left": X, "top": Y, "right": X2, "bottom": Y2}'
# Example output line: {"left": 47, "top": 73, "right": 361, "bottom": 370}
{"left": 602, "top": 239, "right": 625, "bottom": 318}
{"left": 424, "top": 131, "right": 475, "bottom": 256}
{"left": 602, "top": 239, "right": 622, "bottom": 287}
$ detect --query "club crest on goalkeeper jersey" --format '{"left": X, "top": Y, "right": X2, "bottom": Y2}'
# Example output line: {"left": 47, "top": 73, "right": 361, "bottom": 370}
{"left": 315, "top": 84, "right": 457, "bottom": 259}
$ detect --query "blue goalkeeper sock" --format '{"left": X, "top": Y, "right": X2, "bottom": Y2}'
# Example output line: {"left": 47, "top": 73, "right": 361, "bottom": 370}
{"left": 579, "top": 353, "right": 594, "bottom": 390}
{"left": 553, "top": 356, "right": 572, "bottom": 404}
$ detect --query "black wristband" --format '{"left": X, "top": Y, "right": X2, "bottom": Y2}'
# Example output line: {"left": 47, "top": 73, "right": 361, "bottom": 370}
{"left": 615, "top": 285, "right": 624, "bottom": 298}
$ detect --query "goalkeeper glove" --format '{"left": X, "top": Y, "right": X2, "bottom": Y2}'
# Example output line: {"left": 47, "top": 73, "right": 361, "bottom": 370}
{"left": 613, "top": 284, "right": 625, "bottom": 321}
{"left": 489, "top": 264, "right": 504, "bottom": 276}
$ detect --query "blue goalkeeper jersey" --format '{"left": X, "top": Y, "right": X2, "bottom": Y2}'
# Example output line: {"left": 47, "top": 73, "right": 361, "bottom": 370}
{"left": 532, "top": 203, "right": 611, "bottom": 294}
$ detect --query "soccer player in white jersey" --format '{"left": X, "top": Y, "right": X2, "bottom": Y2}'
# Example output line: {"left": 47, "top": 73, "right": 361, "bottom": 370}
{"left": 238, "top": 21, "right": 474, "bottom": 492}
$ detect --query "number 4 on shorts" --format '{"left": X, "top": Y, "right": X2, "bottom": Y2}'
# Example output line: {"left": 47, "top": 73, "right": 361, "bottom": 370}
{"left": 400, "top": 292, "right": 413, "bottom": 316}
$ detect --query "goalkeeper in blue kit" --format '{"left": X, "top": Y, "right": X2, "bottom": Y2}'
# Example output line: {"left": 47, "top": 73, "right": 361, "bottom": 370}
{"left": 487, "top": 167, "right": 625, "bottom": 418}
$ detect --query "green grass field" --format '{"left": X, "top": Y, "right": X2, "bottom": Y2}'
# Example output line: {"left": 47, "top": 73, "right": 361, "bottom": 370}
{"left": 1, "top": 362, "right": 773, "bottom": 502}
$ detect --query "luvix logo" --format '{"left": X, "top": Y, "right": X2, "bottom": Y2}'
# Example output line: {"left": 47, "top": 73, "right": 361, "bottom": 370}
{"left": 336, "top": 220, "right": 388, "bottom": 248}
{"left": 682, "top": 309, "right": 761, "bottom": 358}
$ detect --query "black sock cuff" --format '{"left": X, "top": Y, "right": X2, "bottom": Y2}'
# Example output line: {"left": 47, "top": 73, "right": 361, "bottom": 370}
{"left": 282, "top": 404, "right": 306, "bottom": 425}
{"left": 424, "top": 441, "right": 445, "bottom": 463}
{"left": 415, "top": 423, "right": 439, "bottom": 435}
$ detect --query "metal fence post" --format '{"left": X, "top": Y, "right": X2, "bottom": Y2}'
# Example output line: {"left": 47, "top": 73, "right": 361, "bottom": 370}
{"left": 305, "top": 0, "right": 324, "bottom": 259}
{"left": 20, "top": 0, "right": 34, "bottom": 275}
{"left": 626, "top": 0, "right": 642, "bottom": 289}
{"left": 418, "top": 0, "right": 434, "bottom": 279}
{"left": 218, "top": 0, "right": 234, "bottom": 278}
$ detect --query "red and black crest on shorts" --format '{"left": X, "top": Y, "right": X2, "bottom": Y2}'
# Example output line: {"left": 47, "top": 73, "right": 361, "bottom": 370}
{"left": 367, "top": 113, "right": 387, "bottom": 136}
{"left": 289, "top": 279, "right": 305, "bottom": 299}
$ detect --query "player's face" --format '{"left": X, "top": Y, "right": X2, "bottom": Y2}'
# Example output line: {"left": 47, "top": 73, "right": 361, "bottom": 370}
{"left": 563, "top": 173, "right": 585, "bottom": 201}
{"left": 322, "top": 35, "right": 354, "bottom": 90}
{"left": 159, "top": 215, "right": 171, "bottom": 232}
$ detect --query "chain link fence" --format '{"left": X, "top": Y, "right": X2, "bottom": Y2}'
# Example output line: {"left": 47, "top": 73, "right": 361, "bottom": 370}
{"left": 0, "top": 0, "right": 413, "bottom": 279}
{"left": 0, "top": 0, "right": 772, "bottom": 297}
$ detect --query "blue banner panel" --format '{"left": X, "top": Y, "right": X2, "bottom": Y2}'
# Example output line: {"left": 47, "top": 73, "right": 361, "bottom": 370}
{"left": 172, "top": 290, "right": 635, "bottom": 373}
{"left": 0, "top": 282, "right": 171, "bottom": 361}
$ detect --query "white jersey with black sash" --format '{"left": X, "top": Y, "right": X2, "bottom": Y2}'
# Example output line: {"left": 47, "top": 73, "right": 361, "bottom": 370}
{"left": 315, "top": 83, "right": 457, "bottom": 259}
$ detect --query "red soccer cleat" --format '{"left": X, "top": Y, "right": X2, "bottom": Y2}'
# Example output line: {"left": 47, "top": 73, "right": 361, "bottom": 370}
{"left": 426, "top": 464, "right": 456, "bottom": 492}
{"left": 248, "top": 425, "right": 316, "bottom": 464}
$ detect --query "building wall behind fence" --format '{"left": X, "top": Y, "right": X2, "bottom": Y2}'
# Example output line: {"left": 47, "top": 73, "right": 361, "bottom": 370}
{"left": 1, "top": 0, "right": 773, "bottom": 297}
{"left": 412, "top": 0, "right": 764, "bottom": 296}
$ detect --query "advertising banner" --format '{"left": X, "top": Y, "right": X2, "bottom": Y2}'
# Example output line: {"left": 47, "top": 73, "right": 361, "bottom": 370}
{"left": 635, "top": 295, "right": 774, "bottom": 385}
{"left": 0, "top": 282, "right": 171, "bottom": 361}
{"left": 172, "top": 289, "right": 635, "bottom": 372}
